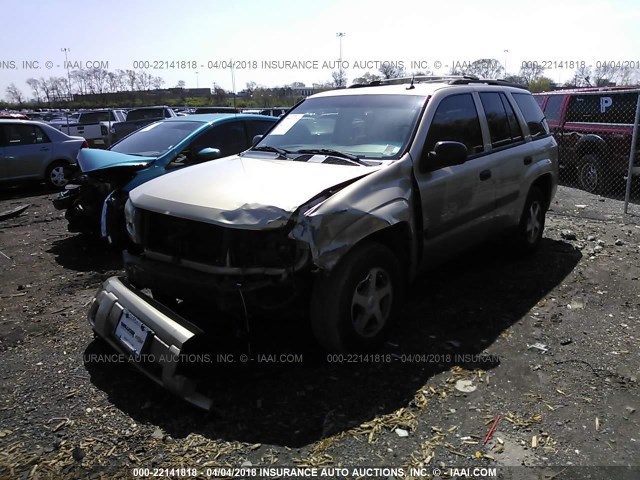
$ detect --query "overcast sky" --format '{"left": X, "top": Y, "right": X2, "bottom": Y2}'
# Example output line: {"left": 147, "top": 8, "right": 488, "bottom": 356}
{"left": 2, "top": 0, "right": 640, "bottom": 99}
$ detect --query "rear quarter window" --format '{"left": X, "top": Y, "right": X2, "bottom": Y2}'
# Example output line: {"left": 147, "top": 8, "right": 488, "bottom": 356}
{"left": 512, "top": 93, "right": 549, "bottom": 138}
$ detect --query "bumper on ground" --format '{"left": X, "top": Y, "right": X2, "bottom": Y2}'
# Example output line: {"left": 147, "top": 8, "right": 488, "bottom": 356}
{"left": 88, "top": 276, "right": 213, "bottom": 410}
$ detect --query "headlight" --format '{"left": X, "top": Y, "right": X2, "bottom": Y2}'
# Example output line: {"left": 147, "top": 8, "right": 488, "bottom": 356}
{"left": 124, "top": 199, "right": 141, "bottom": 244}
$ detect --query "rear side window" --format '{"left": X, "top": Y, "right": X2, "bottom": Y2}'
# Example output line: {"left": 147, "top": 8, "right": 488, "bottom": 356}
{"left": 480, "top": 92, "right": 523, "bottom": 148}
{"left": 544, "top": 95, "right": 565, "bottom": 123}
{"left": 126, "top": 109, "right": 165, "bottom": 121}
{"left": 80, "top": 112, "right": 112, "bottom": 124}
{"left": 1, "top": 124, "right": 50, "bottom": 146}
{"left": 512, "top": 93, "right": 549, "bottom": 138}
{"left": 425, "top": 93, "right": 484, "bottom": 155}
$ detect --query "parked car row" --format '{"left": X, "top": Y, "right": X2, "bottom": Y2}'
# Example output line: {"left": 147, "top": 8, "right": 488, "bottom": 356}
{"left": 72, "top": 76, "right": 559, "bottom": 409}
{"left": 0, "top": 119, "right": 87, "bottom": 187}
{"left": 0, "top": 107, "right": 291, "bottom": 151}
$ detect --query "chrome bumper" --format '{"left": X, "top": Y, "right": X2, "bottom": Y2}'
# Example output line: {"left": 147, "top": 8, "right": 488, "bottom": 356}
{"left": 87, "top": 276, "right": 213, "bottom": 410}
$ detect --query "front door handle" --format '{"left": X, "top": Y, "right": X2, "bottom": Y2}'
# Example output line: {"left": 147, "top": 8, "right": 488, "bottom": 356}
{"left": 524, "top": 156, "right": 532, "bottom": 165}
{"left": 479, "top": 169, "right": 491, "bottom": 181}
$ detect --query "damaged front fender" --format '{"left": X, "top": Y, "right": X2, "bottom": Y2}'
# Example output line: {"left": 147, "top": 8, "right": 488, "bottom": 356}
{"left": 290, "top": 157, "right": 418, "bottom": 272}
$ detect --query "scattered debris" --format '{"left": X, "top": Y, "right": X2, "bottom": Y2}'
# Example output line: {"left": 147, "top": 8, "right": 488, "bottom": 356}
{"left": 560, "top": 338, "right": 573, "bottom": 346}
{"left": 395, "top": 428, "right": 409, "bottom": 438}
{"left": 454, "top": 380, "right": 477, "bottom": 393}
{"left": 0, "top": 204, "right": 29, "bottom": 221}
{"left": 483, "top": 415, "right": 502, "bottom": 445}
{"left": 528, "top": 343, "right": 550, "bottom": 354}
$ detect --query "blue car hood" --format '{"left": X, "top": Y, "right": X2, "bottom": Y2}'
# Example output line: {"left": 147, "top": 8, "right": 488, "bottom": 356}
{"left": 77, "top": 148, "right": 155, "bottom": 173}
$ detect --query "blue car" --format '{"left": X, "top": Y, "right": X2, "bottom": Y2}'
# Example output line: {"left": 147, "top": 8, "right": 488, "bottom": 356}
{"left": 53, "top": 113, "right": 278, "bottom": 245}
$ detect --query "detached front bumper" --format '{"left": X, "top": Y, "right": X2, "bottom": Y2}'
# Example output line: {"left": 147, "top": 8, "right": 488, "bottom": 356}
{"left": 88, "top": 276, "right": 213, "bottom": 410}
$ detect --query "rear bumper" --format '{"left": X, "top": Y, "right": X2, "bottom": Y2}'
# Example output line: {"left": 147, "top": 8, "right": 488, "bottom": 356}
{"left": 88, "top": 276, "right": 213, "bottom": 410}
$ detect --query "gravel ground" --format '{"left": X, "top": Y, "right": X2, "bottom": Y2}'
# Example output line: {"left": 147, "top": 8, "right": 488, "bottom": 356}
{"left": 0, "top": 183, "right": 639, "bottom": 479}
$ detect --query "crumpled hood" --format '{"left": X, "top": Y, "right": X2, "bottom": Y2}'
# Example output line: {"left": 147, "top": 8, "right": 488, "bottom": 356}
{"left": 77, "top": 148, "right": 155, "bottom": 173}
{"left": 130, "top": 155, "right": 380, "bottom": 229}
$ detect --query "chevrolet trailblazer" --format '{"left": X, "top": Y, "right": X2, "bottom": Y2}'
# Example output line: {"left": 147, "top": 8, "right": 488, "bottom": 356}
{"left": 87, "top": 76, "right": 558, "bottom": 408}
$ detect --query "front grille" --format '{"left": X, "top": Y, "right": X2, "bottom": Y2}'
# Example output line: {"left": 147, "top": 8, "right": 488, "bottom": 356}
{"left": 141, "top": 210, "right": 299, "bottom": 269}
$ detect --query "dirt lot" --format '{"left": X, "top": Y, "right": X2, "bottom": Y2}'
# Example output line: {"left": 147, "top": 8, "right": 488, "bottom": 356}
{"left": 0, "top": 183, "right": 639, "bottom": 479}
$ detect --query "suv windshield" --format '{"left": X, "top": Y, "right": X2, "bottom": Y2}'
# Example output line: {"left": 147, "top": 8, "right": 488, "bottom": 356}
{"left": 256, "top": 94, "right": 425, "bottom": 160}
{"left": 110, "top": 120, "right": 203, "bottom": 157}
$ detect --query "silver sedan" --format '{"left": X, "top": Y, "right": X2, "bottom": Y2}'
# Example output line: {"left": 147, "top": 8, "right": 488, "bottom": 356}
{"left": 0, "top": 119, "right": 87, "bottom": 188}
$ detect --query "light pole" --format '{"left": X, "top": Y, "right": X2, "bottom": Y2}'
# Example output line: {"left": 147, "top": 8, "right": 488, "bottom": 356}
{"left": 61, "top": 47, "right": 72, "bottom": 102}
{"left": 195, "top": 71, "right": 199, "bottom": 89}
{"left": 336, "top": 32, "right": 346, "bottom": 86}
{"left": 503, "top": 49, "right": 509, "bottom": 77}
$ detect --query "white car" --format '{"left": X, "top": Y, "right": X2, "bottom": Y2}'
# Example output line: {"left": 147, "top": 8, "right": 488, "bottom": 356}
{"left": 0, "top": 119, "right": 88, "bottom": 188}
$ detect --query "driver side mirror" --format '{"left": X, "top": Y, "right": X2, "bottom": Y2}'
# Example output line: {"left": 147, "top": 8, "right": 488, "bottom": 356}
{"left": 196, "top": 147, "right": 222, "bottom": 161}
{"left": 252, "top": 135, "right": 263, "bottom": 146}
{"left": 418, "top": 141, "right": 468, "bottom": 173}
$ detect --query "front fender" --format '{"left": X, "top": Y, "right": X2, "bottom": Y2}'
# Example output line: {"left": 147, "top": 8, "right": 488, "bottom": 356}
{"left": 289, "top": 157, "right": 417, "bottom": 272}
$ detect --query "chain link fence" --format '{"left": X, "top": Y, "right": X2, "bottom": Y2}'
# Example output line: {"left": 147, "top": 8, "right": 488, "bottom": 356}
{"left": 535, "top": 88, "right": 640, "bottom": 215}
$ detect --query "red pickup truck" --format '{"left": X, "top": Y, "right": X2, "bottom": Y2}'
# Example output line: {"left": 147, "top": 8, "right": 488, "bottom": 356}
{"left": 535, "top": 87, "right": 640, "bottom": 193}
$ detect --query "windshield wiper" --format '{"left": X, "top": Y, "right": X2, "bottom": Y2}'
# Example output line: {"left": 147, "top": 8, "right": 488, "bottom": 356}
{"left": 251, "top": 145, "right": 291, "bottom": 159}
{"left": 295, "top": 148, "right": 368, "bottom": 165}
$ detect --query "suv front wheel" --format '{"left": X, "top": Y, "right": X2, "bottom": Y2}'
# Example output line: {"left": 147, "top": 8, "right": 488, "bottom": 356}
{"left": 310, "top": 242, "right": 402, "bottom": 352}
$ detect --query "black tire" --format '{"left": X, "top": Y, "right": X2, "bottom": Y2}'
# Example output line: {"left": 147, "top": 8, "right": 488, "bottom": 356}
{"left": 513, "top": 186, "right": 546, "bottom": 255}
{"left": 577, "top": 154, "right": 610, "bottom": 194}
{"left": 310, "top": 242, "right": 402, "bottom": 352}
{"left": 45, "top": 160, "right": 69, "bottom": 188}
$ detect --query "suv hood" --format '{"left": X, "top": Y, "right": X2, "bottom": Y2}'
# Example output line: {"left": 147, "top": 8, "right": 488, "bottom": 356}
{"left": 77, "top": 148, "right": 155, "bottom": 173}
{"left": 130, "top": 155, "right": 380, "bottom": 229}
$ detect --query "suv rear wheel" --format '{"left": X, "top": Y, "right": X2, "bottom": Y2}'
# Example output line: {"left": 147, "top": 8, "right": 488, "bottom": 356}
{"left": 513, "top": 186, "right": 546, "bottom": 255}
{"left": 310, "top": 242, "right": 402, "bottom": 352}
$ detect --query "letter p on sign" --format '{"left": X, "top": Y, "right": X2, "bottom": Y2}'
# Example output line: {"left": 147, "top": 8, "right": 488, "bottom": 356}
{"left": 600, "top": 96, "right": 613, "bottom": 113}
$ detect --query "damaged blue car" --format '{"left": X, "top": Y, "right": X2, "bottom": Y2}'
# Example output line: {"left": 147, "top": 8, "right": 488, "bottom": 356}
{"left": 52, "top": 113, "right": 277, "bottom": 245}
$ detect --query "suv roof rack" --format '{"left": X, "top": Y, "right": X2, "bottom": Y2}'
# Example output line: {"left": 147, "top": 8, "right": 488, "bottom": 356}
{"left": 349, "top": 75, "right": 529, "bottom": 90}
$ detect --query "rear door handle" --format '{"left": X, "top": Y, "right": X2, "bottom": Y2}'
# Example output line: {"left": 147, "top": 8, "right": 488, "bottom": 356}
{"left": 524, "top": 156, "right": 532, "bottom": 165}
{"left": 479, "top": 169, "right": 491, "bottom": 181}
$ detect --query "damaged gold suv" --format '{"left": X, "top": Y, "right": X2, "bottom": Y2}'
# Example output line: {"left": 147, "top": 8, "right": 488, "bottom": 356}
{"left": 88, "top": 76, "right": 558, "bottom": 408}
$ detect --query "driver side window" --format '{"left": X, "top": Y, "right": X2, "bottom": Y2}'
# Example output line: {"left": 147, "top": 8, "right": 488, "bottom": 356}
{"left": 424, "top": 94, "right": 484, "bottom": 157}
{"left": 191, "top": 121, "right": 247, "bottom": 158}
{"left": 170, "top": 121, "right": 249, "bottom": 168}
